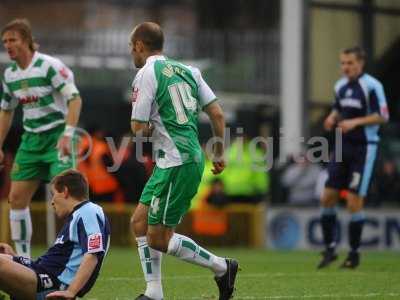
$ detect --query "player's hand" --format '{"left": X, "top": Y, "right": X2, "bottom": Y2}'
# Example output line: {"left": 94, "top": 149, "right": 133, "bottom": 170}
{"left": 324, "top": 116, "right": 336, "bottom": 131}
{"left": 0, "top": 243, "right": 16, "bottom": 256}
{"left": 338, "top": 119, "right": 358, "bottom": 133}
{"left": 57, "top": 135, "right": 72, "bottom": 156}
{"left": 46, "top": 290, "right": 76, "bottom": 300}
{"left": 212, "top": 159, "right": 225, "bottom": 175}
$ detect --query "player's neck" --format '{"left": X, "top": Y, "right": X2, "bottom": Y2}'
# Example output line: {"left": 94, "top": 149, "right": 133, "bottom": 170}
{"left": 70, "top": 199, "right": 86, "bottom": 211}
{"left": 145, "top": 51, "right": 162, "bottom": 61}
{"left": 348, "top": 72, "right": 363, "bottom": 82}
{"left": 15, "top": 50, "right": 34, "bottom": 70}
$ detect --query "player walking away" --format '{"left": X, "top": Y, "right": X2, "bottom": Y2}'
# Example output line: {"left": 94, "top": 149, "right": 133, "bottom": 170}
{"left": 0, "top": 169, "right": 110, "bottom": 300}
{"left": 0, "top": 19, "right": 82, "bottom": 258}
{"left": 318, "top": 46, "right": 389, "bottom": 269}
{"left": 129, "top": 22, "right": 238, "bottom": 300}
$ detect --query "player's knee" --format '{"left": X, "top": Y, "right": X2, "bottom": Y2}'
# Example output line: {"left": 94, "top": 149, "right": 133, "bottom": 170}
{"left": 147, "top": 232, "right": 169, "bottom": 253}
{"left": 130, "top": 213, "right": 147, "bottom": 237}
{"left": 347, "top": 198, "right": 363, "bottom": 213}
{"left": 320, "top": 191, "right": 338, "bottom": 207}
{"left": 346, "top": 192, "right": 363, "bottom": 212}
{"left": 8, "top": 191, "right": 29, "bottom": 209}
{"left": 147, "top": 231, "right": 170, "bottom": 253}
{"left": 0, "top": 256, "right": 7, "bottom": 269}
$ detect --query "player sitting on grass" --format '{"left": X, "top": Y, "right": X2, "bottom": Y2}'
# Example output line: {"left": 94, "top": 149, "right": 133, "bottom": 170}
{"left": 0, "top": 170, "right": 110, "bottom": 300}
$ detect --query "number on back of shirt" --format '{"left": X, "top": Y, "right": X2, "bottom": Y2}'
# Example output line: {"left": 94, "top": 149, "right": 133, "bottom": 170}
{"left": 168, "top": 82, "right": 197, "bottom": 124}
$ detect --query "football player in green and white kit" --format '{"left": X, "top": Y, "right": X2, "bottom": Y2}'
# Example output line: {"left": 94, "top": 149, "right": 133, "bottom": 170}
{"left": 0, "top": 19, "right": 82, "bottom": 258}
{"left": 129, "top": 22, "right": 238, "bottom": 300}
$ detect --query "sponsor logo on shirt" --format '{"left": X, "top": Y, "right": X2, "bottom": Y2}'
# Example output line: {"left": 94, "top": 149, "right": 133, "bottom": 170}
{"left": 19, "top": 95, "right": 39, "bottom": 106}
{"left": 131, "top": 87, "right": 139, "bottom": 102}
{"left": 88, "top": 233, "right": 103, "bottom": 252}
{"left": 340, "top": 98, "right": 362, "bottom": 109}
{"left": 345, "top": 88, "right": 353, "bottom": 97}
{"left": 55, "top": 235, "right": 64, "bottom": 245}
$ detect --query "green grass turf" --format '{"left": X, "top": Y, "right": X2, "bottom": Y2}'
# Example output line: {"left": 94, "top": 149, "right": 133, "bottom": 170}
{"left": 6, "top": 247, "right": 400, "bottom": 299}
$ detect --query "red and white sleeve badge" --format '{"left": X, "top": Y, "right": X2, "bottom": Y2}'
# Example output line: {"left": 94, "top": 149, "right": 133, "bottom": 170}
{"left": 59, "top": 67, "right": 69, "bottom": 80}
{"left": 88, "top": 233, "right": 103, "bottom": 252}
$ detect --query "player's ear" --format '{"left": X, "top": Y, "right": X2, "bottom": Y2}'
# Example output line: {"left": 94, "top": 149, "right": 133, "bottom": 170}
{"left": 136, "top": 40, "right": 145, "bottom": 53}
{"left": 63, "top": 186, "right": 70, "bottom": 199}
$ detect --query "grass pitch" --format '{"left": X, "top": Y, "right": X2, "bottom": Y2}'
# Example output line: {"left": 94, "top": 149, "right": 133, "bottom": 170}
{"left": 7, "top": 247, "right": 400, "bottom": 299}
{"left": 80, "top": 248, "right": 400, "bottom": 300}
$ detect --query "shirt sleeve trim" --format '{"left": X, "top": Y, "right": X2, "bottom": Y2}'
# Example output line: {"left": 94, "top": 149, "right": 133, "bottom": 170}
{"left": 131, "top": 118, "right": 149, "bottom": 123}
{"left": 201, "top": 97, "right": 218, "bottom": 110}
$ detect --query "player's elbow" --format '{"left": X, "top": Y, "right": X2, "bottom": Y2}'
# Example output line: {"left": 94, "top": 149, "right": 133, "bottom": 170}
{"left": 209, "top": 108, "right": 225, "bottom": 127}
{"left": 68, "top": 96, "right": 82, "bottom": 111}
{"left": 205, "top": 102, "right": 224, "bottom": 121}
{"left": 85, "top": 253, "right": 99, "bottom": 265}
{"left": 131, "top": 122, "right": 138, "bottom": 135}
{"left": 131, "top": 121, "right": 143, "bottom": 135}
{"left": 377, "top": 114, "right": 389, "bottom": 124}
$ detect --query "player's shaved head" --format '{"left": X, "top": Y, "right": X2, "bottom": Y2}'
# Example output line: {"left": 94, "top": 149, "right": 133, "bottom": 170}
{"left": 342, "top": 46, "right": 366, "bottom": 62}
{"left": 131, "top": 22, "right": 164, "bottom": 51}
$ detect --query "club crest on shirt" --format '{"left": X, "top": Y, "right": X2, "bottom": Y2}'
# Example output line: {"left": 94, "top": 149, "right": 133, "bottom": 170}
{"left": 131, "top": 87, "right": 139, "bottom": 102}
{"left": 88, "top": 233, "right": 103, "bottom": 252}
{"left": 21, "top": 80, "right": 29, "bottom": 91}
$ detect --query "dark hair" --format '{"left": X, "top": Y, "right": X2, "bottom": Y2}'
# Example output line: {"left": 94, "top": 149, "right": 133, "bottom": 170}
{"left": 132, "top": 22, "right": 164, "bottom": 51}
{"left": 1, "top": 18, "right": 37, "bottom": 52}
{"left": 51, "top": 169, "right": 89, "bottom": 201}
{"left": 342, "top": 46, "right": 366, "bottom": 61}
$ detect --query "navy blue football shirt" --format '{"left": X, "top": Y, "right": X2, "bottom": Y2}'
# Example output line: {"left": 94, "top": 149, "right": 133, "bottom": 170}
{"left": 33, "top": 201, "right": 110, "bottom": 297}
{"left": 333, "top": 73, "right": 389, "bottom": 144}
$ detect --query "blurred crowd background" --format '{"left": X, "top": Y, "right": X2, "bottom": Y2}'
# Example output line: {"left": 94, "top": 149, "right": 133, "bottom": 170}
{"left": 1, "top": 0, "right": 400, "bottom": 209}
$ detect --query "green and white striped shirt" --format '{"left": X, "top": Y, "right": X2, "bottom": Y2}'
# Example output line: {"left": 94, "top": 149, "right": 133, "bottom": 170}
{"left": 1, "top": 52, "right": 79, "bottom": 133}
{"left": 131, "top": 55, "right": 217, "bottom": 168}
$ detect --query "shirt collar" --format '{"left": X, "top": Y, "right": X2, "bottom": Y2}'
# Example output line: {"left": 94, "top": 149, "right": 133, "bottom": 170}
{"left": 348, "top": 72, "right": 364, "bottom": 83}
{"left": 145, "top": 54, "right": 165, "bottom": 65}
{"left": 70, "top": 200, "right": 90, "bottom": 215}
{"left": 18, "top": 51, "right": 39, "bottom": 71}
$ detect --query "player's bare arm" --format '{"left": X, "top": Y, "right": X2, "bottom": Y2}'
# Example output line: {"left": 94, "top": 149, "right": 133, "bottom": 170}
{"left": 57, "top": 95, "right": 82, "bottom": 156}
{"left": 323, "top": 110, "right": 339, "bottom": 131}
{"left": 0, "top": 110, "right": 14, "bottom": 164}
{"left": 204, "top": 101, "right": 225, "bottom": 174}
{"left": 46, "top": 253, "right": 98, "bottom": 300}
{"left": 338, "top": 113, "right": 387, "bottom": 133}
{"left": 131, "top": 120, "right": 153, "bottom": 137}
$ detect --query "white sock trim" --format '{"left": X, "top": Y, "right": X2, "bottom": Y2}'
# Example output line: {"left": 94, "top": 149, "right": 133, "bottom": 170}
{"left": 136, "top": 236, "right": 147, "bottom": 246}
{"left": 9, "top": 207, "right": 30, "bottom": 220}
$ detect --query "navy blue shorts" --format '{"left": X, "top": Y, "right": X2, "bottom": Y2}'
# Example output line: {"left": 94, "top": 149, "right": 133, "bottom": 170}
{"left": 13, "top": 256, "right": 67, "bottom": 300}
{"left": 325, "top": 143, "right": 378, "bottom": 197}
